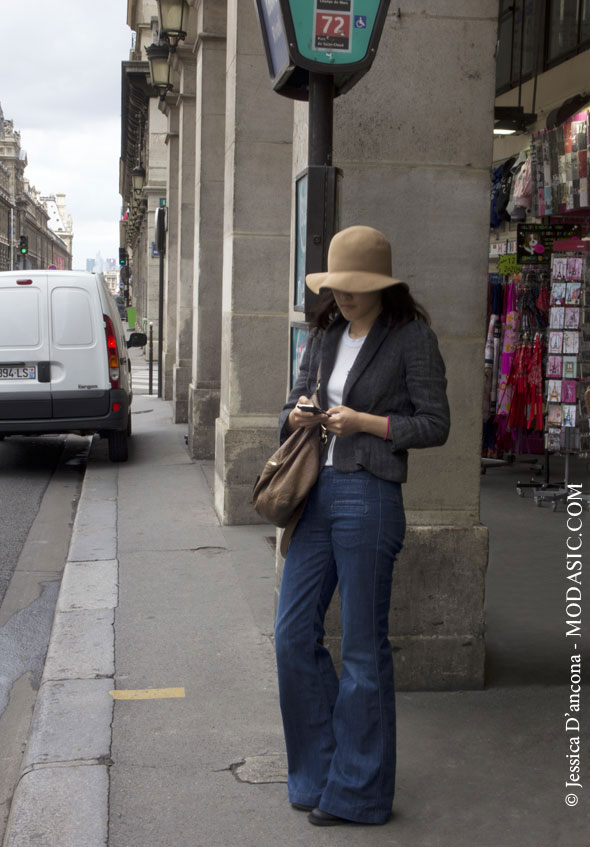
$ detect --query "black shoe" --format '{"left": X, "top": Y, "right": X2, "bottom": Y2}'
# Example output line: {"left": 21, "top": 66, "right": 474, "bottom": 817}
{"left": 308, "top": 808, "right": 356, "bottom": 826}
{"left": 291, "top": 802, "right": 314, "bottom": 812}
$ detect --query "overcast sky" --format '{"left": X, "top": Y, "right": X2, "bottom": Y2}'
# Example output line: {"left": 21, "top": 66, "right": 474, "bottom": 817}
{"left": 0, "top": 0, "right": 132, "bottom": 269}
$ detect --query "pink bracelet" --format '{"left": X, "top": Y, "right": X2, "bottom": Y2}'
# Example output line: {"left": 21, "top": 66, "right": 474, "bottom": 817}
{"left": 384, "top": 416, "right": 390, "bottom": 440}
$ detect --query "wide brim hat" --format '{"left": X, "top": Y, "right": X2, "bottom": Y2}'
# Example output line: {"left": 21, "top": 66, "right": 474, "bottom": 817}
{"left": 306, "top": 225, "right": 405, "bottom": 294}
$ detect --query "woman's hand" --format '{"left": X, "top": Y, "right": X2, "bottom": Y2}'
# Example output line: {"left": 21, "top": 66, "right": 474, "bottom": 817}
{"left": 324, "top": 405, "right": 362, "bottom": 437}
{"left": 324, "top": 408, "right": 391, "bottom": 440}
{"left": 287, "top": 396, "right": 331, "bottom": 432}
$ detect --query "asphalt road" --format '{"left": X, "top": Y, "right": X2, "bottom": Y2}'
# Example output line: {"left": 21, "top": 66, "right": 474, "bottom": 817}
{"left": 0, "top": 435, "right": 67, "bottom": 606}
{"left": 0, "top": 433, "right": 89, "bottom": 841}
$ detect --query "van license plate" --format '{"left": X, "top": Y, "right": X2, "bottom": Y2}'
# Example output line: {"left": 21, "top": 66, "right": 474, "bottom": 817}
{"left": 0, "top": 366, "right": 36, "bottom": 380}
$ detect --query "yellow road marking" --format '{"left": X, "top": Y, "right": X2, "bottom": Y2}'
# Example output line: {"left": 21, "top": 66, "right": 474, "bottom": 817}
{"left": 109, "top": 687, "right": 186, "bottom": 700}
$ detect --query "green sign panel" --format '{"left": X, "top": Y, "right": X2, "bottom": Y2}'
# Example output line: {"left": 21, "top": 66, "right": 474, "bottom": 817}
{"left": 497, "top": 255, "right": 521, "bottom": 275}
{"left": 288, "top": 0, "right": 380, "bottom": 66}
{"left": 126, "top": 306, "right": 137, "bottom": 329}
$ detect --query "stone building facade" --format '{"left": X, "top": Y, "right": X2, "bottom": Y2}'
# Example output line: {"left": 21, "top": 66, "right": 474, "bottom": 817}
{"left": 120, "top": 1, "right": 168, "bottom": 348}
{"left": 0, "top": 112, "right": 72, "bottom": 271}
{"left": 120, "top": 0, "right": 500, "bottom": 689}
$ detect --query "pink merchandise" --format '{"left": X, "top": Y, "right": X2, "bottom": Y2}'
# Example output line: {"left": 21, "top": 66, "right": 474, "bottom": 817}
{"left": 512, "top": 156, "right": 532, "bottom": 208}
{"left": 495, "top": 283, "right": 520, "bottom": 418}
{"left": 561, "top": 380, "right": 577, "bottom": 403}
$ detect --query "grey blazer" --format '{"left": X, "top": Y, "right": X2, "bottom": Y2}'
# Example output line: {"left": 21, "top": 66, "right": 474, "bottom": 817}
{"left": 279, "top": 314, "right": 450, "bottom": 483}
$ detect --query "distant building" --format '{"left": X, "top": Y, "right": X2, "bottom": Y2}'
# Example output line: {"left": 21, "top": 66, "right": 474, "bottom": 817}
{"left": 40, "top": 194, "right": 73, "bottom": 258}
{"left": 86, "top": 254, "right": 118, "bottom": 274}
{"left": 0, "top": 105, "right": 72, "bottom": 271}
{"left": 104, "top": 270, "right": 120, "bottom": 294}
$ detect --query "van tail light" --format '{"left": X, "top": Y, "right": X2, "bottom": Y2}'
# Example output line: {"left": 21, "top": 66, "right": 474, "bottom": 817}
{"left": 103, "top": 315, "right": 120, "bottom": 388}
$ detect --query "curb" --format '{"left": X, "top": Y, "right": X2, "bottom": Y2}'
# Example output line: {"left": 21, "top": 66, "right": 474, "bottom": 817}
{"left": 3, "top": 449, "right": 117, "bottom": 847}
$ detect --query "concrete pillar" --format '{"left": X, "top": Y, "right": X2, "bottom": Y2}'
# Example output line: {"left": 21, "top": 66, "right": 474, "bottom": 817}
{"left": 187, "top": 0, "right": 226, "bottom": 459}
{"left": 286, "top": 2, "right": 498, "bottom": 689}
{"left": 143, "top": 195, "right": 164, "bottom": 328}
{"left": 162, "top": 108, "right": 179, "bottom": 401}
{"left": 139, "top": 97, "right": 168, "bottom": 349}
{"left": 214, "top": 0, "right": 293, "bottom": 523}
{"left": 172, "top": 50, "right": 197, "bottom": 423}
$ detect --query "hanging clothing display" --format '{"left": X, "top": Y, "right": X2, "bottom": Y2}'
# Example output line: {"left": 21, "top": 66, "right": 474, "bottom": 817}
{"left": 487, "top": 107, "right": 590, "bottom": 464}
{"left": 483, "top": 268, "right": 549, "bottom": 457}
{"left": 483, "top": 244, "right": 590, "bottom": 460}
{"left": 495, "top": 281, "right": 520, "bottom": 418}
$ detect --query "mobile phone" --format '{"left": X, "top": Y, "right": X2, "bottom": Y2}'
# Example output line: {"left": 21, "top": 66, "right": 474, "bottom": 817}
{"left": 297, "top": 403, "right": 327, "bottom": 415}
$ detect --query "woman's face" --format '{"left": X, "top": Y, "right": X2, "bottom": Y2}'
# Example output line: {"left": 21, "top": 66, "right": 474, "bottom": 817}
{"left": 331, "top": 289, "right": 383, "bottom": 324}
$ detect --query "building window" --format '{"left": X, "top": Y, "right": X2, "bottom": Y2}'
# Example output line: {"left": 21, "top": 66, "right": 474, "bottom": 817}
{"left": 496, "top": 0, "right": 539, "bottom": 93}
{"left": 496, "top": 0, "right": 590, "bottom": 95}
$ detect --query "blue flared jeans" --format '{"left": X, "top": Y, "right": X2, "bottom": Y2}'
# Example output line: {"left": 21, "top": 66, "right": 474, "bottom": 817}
{"left": 274, "top": 467, "right": 406, "bottom": 824}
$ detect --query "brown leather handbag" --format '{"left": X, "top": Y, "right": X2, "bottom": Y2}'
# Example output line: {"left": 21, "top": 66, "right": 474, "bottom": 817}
{"left": 252, "top": 376, "right": 325, "bottom": 549}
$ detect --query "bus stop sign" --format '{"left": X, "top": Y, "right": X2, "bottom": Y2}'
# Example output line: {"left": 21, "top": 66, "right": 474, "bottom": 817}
{"left": 254, "top": 0, "right": 390, "bottom": 99}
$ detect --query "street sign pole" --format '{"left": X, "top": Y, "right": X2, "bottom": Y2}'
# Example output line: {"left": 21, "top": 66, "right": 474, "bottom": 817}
{"left": 254, "top": 0, "right": 389, "bottom": 333}
{"left": 154, "top": 207, "right": 167, "bottom": 399}
{"left": 304, "top": 72, "right": 337, "bottom": 319}
{"left": 158, "top": 251, "right": 164, "bottom": 398}
{"left": 308, "top": 72, "right": 333, "bottom": 167}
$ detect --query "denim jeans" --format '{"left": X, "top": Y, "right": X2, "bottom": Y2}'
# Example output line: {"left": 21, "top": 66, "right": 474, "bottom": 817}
{"left": 274, "top": 467, "right": 406, "bottom": 824}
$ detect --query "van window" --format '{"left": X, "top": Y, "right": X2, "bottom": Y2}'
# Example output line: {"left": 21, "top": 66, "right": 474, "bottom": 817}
{"left": 0, "top": 288, "right": 41, "bottom": 348}
{"left": 51, "top": 287, "right": 95, "bottom": 347}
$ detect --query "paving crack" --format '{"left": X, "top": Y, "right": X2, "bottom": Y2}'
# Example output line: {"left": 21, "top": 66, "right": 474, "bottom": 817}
{"left": 225, "top": 754, "right": 288, "bottom": 784}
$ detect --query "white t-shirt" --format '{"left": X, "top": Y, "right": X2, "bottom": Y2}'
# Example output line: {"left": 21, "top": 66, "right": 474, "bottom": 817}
{"left": 324, "top": 324, "right": 366, "bottom": 466}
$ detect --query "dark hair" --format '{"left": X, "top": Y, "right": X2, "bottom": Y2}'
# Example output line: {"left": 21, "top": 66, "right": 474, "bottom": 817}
{"left": 310, "top": 284, "right": 430, "bottom": 333}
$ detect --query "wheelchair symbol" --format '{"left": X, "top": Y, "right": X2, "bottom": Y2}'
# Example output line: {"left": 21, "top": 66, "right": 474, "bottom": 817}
{"left": 354, "top": 16, "right": 367, "bottom": 29}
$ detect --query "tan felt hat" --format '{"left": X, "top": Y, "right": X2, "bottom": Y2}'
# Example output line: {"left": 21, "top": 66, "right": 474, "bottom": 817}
{"left": 306, "top": 225, "right": 405, "bottom": 294}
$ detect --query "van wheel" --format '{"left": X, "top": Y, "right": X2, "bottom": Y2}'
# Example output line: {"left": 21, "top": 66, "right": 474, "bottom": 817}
{"left": 107, "top": 430, "right": 128, "bottom": 462}
{"left": 126, "top": 413, "right": 132, "bottom": 436}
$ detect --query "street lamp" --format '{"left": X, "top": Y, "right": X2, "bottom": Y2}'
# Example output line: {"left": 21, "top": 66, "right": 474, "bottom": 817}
{"left": 156, "top": 0, "right": 189, "bottom": 49}
{"left": 131, "top": 164, "right": 146, "bottom": 197}
{"left": 146, "top": 41, "right": 172, "bottom": 97}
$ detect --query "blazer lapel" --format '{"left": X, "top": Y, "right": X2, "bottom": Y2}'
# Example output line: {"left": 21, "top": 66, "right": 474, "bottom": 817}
{"left": 342, "top": 315, "right": 390, "bottom": 404}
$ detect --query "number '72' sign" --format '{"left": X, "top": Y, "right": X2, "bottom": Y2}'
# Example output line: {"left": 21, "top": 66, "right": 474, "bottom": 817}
{"left": 314, "top": 10, "right": 352, "bottom": 50}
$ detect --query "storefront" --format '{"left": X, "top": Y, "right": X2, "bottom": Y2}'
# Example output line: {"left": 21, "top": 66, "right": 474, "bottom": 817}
{"left": 484, "top": 104, "right": 590, "bottom": 506}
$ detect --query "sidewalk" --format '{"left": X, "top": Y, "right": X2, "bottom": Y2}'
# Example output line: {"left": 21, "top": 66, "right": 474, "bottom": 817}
{"left": 2, "top": 391, "right": 589, "bottom": 846}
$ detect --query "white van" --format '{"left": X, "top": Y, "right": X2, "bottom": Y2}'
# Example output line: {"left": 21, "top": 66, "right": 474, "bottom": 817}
{"left": 0, "top": 270, "right": 146, "bottom": 461}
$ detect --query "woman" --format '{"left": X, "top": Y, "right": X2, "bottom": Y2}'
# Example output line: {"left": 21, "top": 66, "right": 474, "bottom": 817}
{"left": 274, "top": 225, "right": 450, "bottom": 826}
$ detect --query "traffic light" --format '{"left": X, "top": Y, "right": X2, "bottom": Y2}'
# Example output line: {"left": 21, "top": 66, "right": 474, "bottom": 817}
{"left": 119, "top": 248, "right": 128, "bottom": 267}
{"left": 19, "top": 235, "right": 28, "bottom": 255}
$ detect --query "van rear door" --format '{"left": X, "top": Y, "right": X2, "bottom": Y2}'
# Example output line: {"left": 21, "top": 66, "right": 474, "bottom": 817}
{"left": 47, "top": 274, "right": 110, "bottom": 417}
{"left": 0, "top": 273, "right": 52, "bottom": 419}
